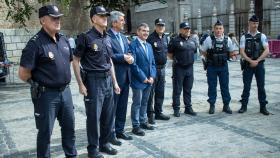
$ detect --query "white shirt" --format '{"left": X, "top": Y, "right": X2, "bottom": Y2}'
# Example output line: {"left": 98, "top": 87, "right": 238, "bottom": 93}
{"left": 239, "top": 31, "right": 268, "bottom": 49}
{"left": 68, "top": 37, "right": 76, "bottom": 49}
{"left": 200, "top": 34, "right": 234, "bottom": 52}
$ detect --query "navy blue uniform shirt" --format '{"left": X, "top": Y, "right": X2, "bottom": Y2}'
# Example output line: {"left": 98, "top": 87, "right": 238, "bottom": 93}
{"left": 168, "top": 34, "right": 197, "bottom": 66}
{"left": 147, "top": 31, "right": 168, "bottom": 65}
{"left": 20, "top": 28, "right": 72, "bottom": 88}
{"left": 74, "top": 26, "right": 113, "bottom": 72}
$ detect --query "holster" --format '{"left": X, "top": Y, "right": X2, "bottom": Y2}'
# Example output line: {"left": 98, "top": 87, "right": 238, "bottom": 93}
{"left": 28, "top": 79, "right": 39, "bottom": 100}
{"left": 80, "top": 68, "right": 87, "bottom": 84}
{"left": 240, "top": 58, "right": 248, "bottom": 70}
{"left": 202, "top": 58, "right": 208, "bottom": 70}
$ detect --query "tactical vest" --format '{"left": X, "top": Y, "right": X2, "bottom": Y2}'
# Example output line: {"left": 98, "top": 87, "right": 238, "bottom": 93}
{"left": 207, "top": 35, "right": 229, "bottom": 66}
{"left": 245, "top": 33, "right": 264, "bottom": 60}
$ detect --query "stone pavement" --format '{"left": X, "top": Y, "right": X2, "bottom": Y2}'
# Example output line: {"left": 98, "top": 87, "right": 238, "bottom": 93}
{"left": 0, "top": 59, "right": 280, "bottom": 158}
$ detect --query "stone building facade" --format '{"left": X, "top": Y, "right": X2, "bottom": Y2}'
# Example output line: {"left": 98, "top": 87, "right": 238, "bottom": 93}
{"left": 129, "top": 0, "right": 279, "bottom": 38}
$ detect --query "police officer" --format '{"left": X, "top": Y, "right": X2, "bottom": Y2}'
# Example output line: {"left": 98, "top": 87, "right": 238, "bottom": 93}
{"left": 201, "top": 20, "right": 237, "bottom": 114}
{"left": 239, "top": 15, "right": 270, "bottom": 115}
{"left": 18, "top": 5, "right": 77, "bottom": 157}
{"left": 147, "top": 18, "right": 170, "bottom": 124}
{"left": 168, "top": 22, "right": 198, "bottom": 117}
{"left": 72, "top": 6, "right": 120, "bottom": 158}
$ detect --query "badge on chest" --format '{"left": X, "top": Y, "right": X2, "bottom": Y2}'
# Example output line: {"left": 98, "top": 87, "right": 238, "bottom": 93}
{"left": 180, "top": 41, "right": 183, "bottom": 46}
{"left": 154, "top": 42, "right": 157, "bottom": 47}
{"left": 48, "top": 52, "right": 55, "bottom": 60}
{"left": 92, "top": 43, "right": 99, "bottom": 51}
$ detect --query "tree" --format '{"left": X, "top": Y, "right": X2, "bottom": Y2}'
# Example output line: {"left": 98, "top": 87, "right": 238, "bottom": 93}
{"left": 4, "top": 0, "right": 167, "bottom": 27}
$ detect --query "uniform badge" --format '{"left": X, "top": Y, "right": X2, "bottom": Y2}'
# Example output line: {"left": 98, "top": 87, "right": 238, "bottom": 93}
{"left": 180, "top": 41, "right": 183, "bottom": 46}
{"left": 48, "top": 52, "right": 55, "bottom": 60}
{"left": 53, "top": 6, "right": 59, "bottom": 12}
{"left": 154, "top": 42, "right": 157, "bottom": 47}
{"left": 92, "top": 43, "right": 98, "bottom": 51}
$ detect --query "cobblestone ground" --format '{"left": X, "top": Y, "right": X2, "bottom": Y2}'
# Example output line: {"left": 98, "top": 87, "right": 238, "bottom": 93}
{"left": 1, "top": 59, "right": 280, "bottom": 158}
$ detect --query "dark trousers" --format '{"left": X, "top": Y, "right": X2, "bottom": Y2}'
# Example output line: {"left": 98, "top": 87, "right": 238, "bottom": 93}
{"left": 206, "top": 64, "right": 231, "bottom": 106}
{"left": 172, "top": 65, "right": 194, "bottom": 111}
{"left": 84, "top": 74, "right": 114, "bottom": 156}
{"left": 147, "top": 67, "right": 165, "bottom": 117}
{"left": 241, "top": 62, "right": 267, "bottom": 106}
{"left": 112, "top": 78, "right": 130, "bottom": 135}
{"left": 33, "top": 87, "right": 76, "bottom": 158}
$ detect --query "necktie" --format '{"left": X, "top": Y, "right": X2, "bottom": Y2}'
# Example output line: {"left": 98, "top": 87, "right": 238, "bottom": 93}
{"left": 143, "top": 42, "right": 149, "bottom": 60}
{"left": 116, "top": 33, "right": 125, "bottom": 53}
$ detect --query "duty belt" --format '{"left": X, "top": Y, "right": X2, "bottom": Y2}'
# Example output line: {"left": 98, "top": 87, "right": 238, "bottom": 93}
{"left": 39, "top": 84, "right": 69, "bottom": 92}
{"left": 87, "top": 71, "right": 111, "bottom": 78}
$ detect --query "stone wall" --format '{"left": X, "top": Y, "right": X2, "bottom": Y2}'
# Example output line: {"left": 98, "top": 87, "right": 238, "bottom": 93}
{"left": 0, "top": 29, "right": 39, "bottom": 63}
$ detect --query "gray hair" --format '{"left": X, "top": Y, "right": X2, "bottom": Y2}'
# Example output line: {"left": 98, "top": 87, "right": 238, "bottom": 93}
{"left": 137, "top": 23, "right": 149, "bottom": 31}
{"left": 109, "top": 11, "right": 125, "bottom": 27}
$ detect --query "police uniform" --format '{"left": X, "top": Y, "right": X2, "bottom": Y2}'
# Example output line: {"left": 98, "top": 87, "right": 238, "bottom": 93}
{"left": 74, "top": 6, "right": 116, "bottom": 157}
{"left": 239, "top": 15, "right": 269, "bottom": 115}
{"left": 200, "top": 20, "right": 235, "bottom": 114}
{"left": 19, "top": 5, "right": 77, "bottom": 157}
{"left": 147, "top": 18, "right": 170, "bottom": 123}
{"left": 168, "top": 22, "right": 198, "bottom": 117}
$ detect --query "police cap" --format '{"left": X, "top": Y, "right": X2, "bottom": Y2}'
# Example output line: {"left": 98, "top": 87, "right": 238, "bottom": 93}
{"left": 214, "top": 20, "right": 223, "bottom": 26}
{"left": 249, "top": 15, "right": 259, "bottom": 22}
{"left": 155, "top": 18, "right": 165, "bottom": 26}
{"left": 39, "top": 5, "right": 63, "bottom": 18}
{"left": 90, "top": 6, "right": 110, "bottom": 18}
{"left": 180, "top": 22, "right": 191, "bottom": 29}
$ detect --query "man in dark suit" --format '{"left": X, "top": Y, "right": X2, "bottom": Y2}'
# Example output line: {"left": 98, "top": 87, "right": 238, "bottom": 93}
{"left": 130, "top": 23, "right": 157, "bottom": 136}
{"left": 108, "top": 11, "right": 134, "bottom": 145}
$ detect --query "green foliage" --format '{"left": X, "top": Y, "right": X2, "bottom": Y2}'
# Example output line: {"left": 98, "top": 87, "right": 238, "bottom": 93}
{"left": 4, "top": 0, "right": 166, "bottom": 27}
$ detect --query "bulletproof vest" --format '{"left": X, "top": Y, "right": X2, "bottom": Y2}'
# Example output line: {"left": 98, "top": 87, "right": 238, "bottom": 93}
{"left": 173, "top": 36, "right": 197, "bottom": 66}
{"left": 207, "top": 35, "right": 229, "bottom": 66}
{"left": 245, "top": 33, "right": 264, "bottom": 60}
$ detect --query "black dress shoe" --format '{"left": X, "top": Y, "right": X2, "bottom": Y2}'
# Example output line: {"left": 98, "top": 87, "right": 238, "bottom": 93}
{"left": 116, "top": 132, "right": 133, "bottom": 140}
{"left": 238, "top": 105, "right": 247, "bottom": 113}
{"left": 260, "top": 106, "right": 270, "bottom": 115}
{"left": 109, "top": 137, "right": 122, "bottom": 146}
{"left": 140, "top": 123, "right": 155, "bottom": 130}
{"left": 99, "top": 143, "right": 117, "bottom": 155}
{"left": 184, "top": 107, "right": 197, "bottom": 116}
{"left": 88, "top": 152, "right": 104, "bottom": 158}
{"left": 222, "top": 105, "right": 232, "bottom": 114}
{"left": 155, "top": 113, "right": 170, "bottom": 120}
{"left": 173, "top": 111, "right": 180, "bottom": 117}
{"left": 209, "top": 106, "right": 215, "bottom": 114}
{"left": 148, "top": 115, "right": 156, "bottom": 124}
{"left": 132, "top": 127, "right": 145, "bottom": 136}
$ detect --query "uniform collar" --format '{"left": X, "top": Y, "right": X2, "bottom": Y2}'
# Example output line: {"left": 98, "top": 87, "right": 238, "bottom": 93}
{"left": 179, "top": 34, "right": 190, "bottom": 40}
{"left": 247, "top": 31, "right": 260, "bottom": 36}
{"left": 153, "top": 30, "right": 165, "bottom": 39}
{"left": 213, "top": 34, "right": 225, "bottom": 40}
{"left": 91, "top": 26, "right": 107, "bottom": 38}
{"left": 40, "top": 28, "right": 61, "bottom": 43}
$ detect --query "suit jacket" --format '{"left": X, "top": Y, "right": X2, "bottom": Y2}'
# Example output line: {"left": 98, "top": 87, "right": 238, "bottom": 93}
{"left": 130, "top": 38, "right": 156, "bottom": 89}
{"left": 107, "top": 29, "right": 131, "bottom": 87}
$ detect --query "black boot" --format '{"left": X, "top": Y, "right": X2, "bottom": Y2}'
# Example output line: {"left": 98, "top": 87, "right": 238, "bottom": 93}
{"left": 184, "top": 107, "right": 197, "bottom": 116}
{"left": 260, "top": 106, "right": 269, "bottom": 115}
{"left": 148, "top": 114, "right": 155, "bottom": 124}
{"left": 238, "top": 105, "right": 247, "bottom": 113}
{"left": 209, "top": 105, "right": 215, "bottom": 114}
{"left": 222, "top": 105, "right": 232, "bottom": 114}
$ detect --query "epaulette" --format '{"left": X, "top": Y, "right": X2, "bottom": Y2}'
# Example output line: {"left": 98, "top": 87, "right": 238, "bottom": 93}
{"left": 31, "top": 34, "right": 39, "bottom": 41}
